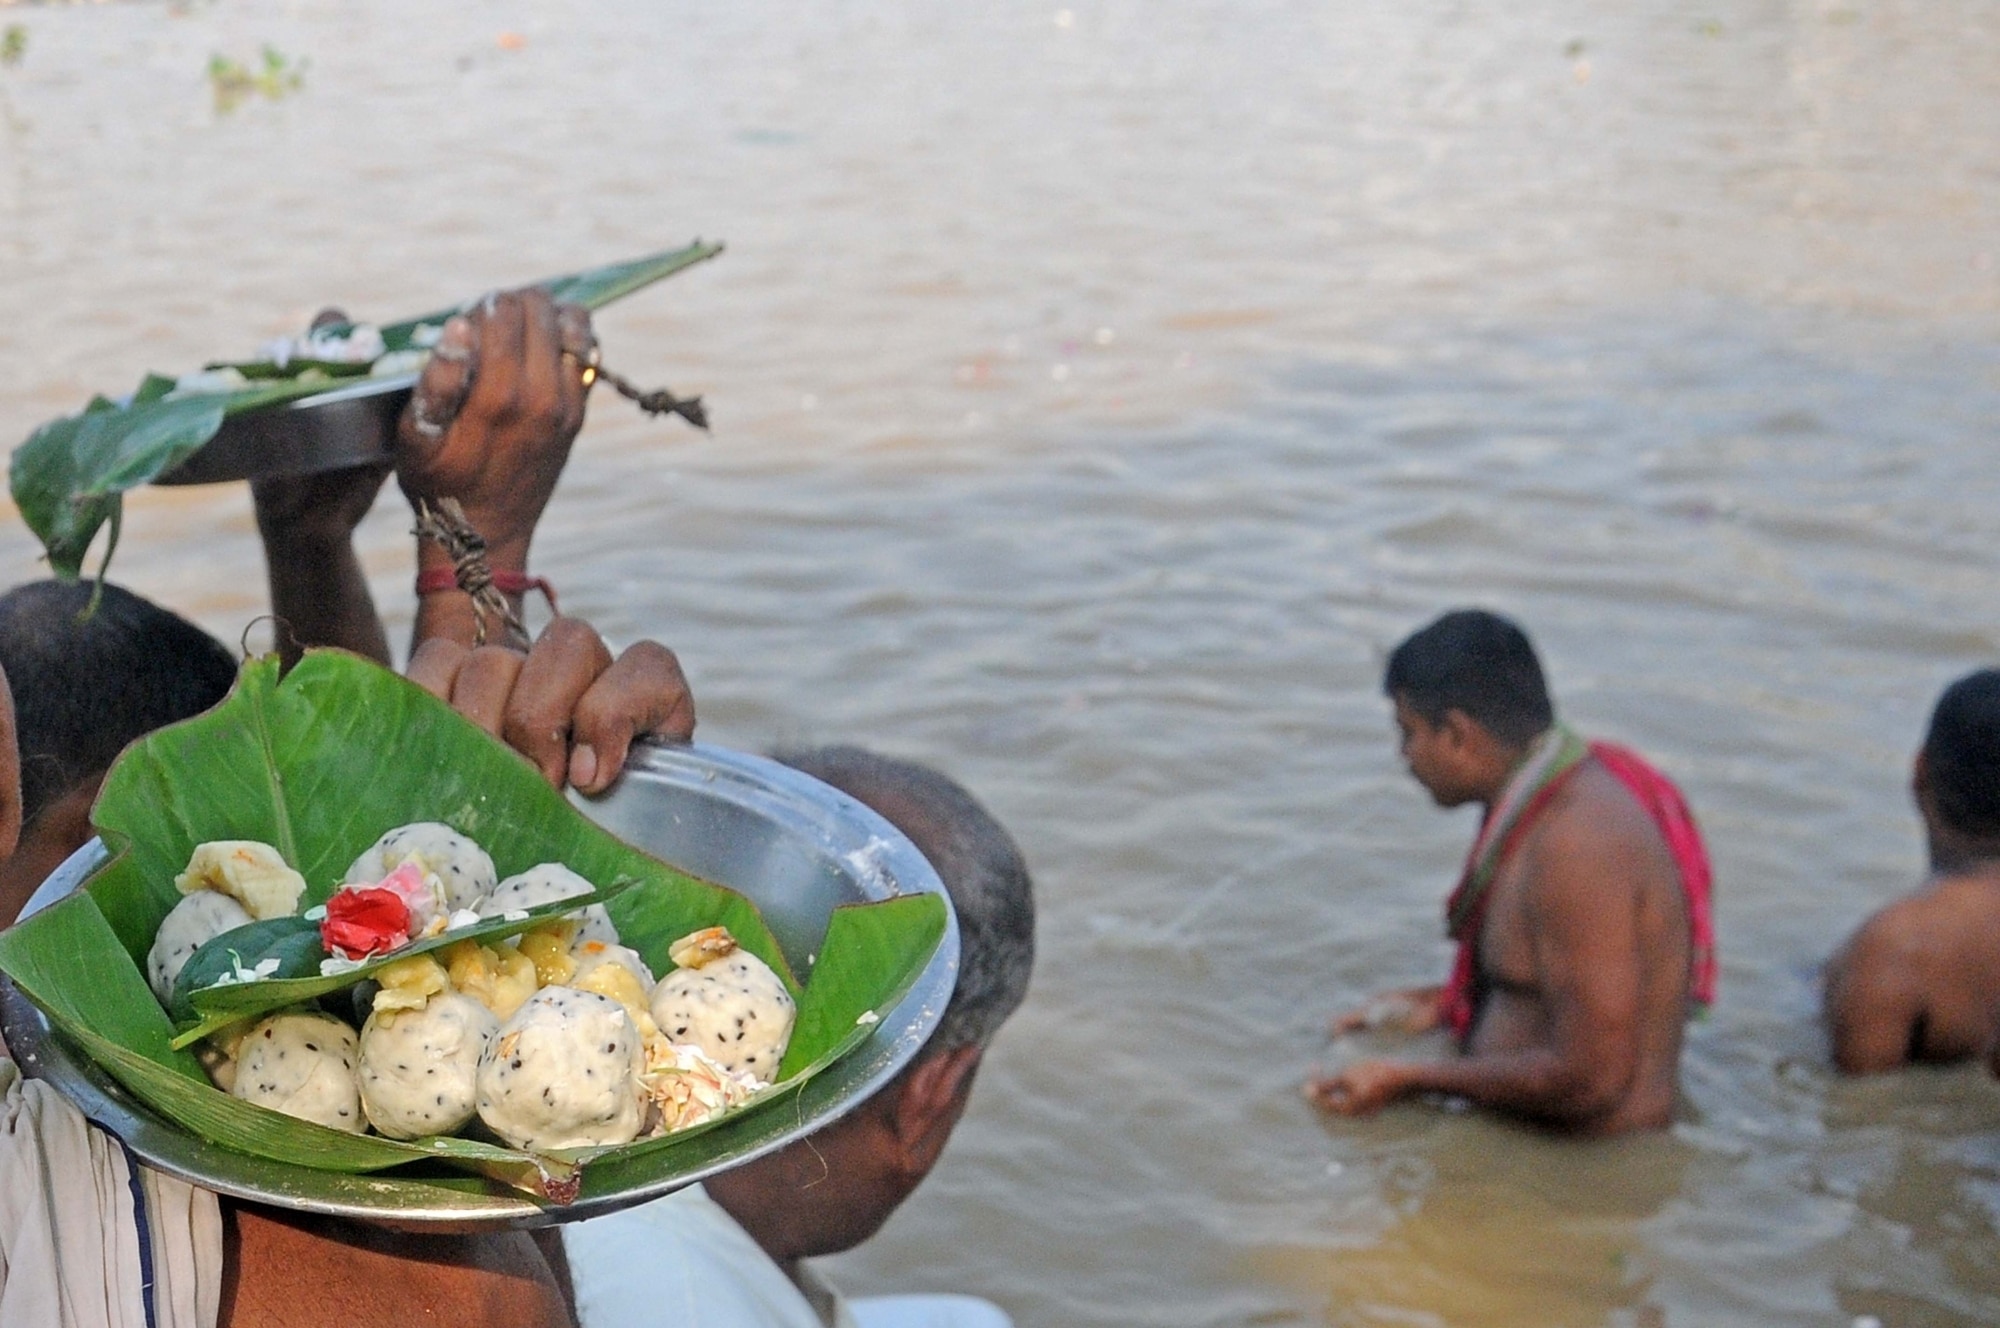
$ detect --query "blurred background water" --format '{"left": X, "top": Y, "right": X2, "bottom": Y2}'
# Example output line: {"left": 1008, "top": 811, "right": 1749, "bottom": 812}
{"left": 1, "top": 1, "right": 1997, "bottom": 1323}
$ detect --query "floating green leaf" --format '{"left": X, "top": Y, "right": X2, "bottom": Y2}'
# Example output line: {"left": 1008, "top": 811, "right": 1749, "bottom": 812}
{"left": 9, "top": 241, "right": 724, "bottom": 580}
{"left": 0, "top": 651, "right": 942, "bottom": 1200}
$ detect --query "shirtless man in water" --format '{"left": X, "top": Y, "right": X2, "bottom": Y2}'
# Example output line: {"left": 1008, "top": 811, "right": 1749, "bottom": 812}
{"left": 1824, "top": 669, "right": 2000, "bottom": 1074}
{"left": 1308, "top": 610, "right": 1713, "bottom": 1136}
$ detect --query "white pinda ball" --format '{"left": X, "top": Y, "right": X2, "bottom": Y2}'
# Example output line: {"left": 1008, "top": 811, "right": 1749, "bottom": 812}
{"left": 345, "top": 822, "right": 496, "bottom": 913}
{"left": 476, "top": 863, "right": 618, "bottom": 947}
{"left": 146, "top": 890, "right": 254, "bottom": 1005}
{"left": 231, "top": 1011, "right": 364, "bottom": 1133}
{"left": 476, "top": 987, "right": 644, "bottom": 1151}
{"left": 648, "top": 927, "right": 797, "bottom": 1081}
{"left": 358, "top": 993, "right": 498, "bottom": 1140}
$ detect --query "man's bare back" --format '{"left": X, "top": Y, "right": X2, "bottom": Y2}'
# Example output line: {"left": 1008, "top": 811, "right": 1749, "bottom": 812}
{"left": 1822, "top": 670, "right": 2000, "bottom": 1076}
{"left": 1310, "top": 610, "right": 1702, "bottom": 1135}
{"left": 1823, "top": 867, "right": 2000, "bottom": 1073}
{"left": 1462, "top": 762, "right": 1689, "bottom": 1133}
{"left": 1313, "top": 755, "right": 1694, "bottom": 1134}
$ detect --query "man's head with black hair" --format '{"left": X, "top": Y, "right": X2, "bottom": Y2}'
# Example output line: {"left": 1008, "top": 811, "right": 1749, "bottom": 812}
{"left": 0, "top": 579, "right": 237, "bottom": 830}
{"left": 1384, "top": 608, "right": 1555, "bottom": 749}
{"left": 772, "top": 744, "right": 1034, "bottom": 1052}
{"left": 1917, "top": 669, "right": 2000, "bottom": 851}
{"left": 699, "top": 744, "right": 1034, "bottom": 1266}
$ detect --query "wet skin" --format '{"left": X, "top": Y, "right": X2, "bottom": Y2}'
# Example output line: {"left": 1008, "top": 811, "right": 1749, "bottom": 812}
{"left": 1824, "top": 865, "right": 2000, "bottom": 1072}
{"left": 1312, "top": 704, "right": 1690, "bottom": 1135}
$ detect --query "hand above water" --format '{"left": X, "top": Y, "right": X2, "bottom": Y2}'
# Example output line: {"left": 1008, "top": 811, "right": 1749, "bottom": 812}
{"left": 398, "top": 290, "right": 593, "bottom": 563}
{"left": 1329, "top": 984, "right": 1445, "bottom": 1037}
{"left": 401, "top": 289, "right": 596, "bottom": 652}
{"left": 1305, "top": 1059, "right": 1418, "bottom": 1117}
{"left": 253, "top": 292, "right": 597, "bottom": 660}
{"left": 407, "top": 616, "right": 694, "bottom": 796}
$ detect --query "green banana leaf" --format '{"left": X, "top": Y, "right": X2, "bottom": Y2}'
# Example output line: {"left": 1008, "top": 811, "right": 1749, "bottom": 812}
{"left": 9, "top": 240, "right": 724, "bottom": 580}
{"left": 0, "top": 650, "right": 946, "bottom": 1202}
{"left": 167, "top": 879, "right": 635, "bottom": 1047}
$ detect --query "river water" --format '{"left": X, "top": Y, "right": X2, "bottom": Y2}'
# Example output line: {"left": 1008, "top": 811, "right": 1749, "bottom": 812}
{"left": 3, "top": 1, "right": 1998, "bottom": 1324}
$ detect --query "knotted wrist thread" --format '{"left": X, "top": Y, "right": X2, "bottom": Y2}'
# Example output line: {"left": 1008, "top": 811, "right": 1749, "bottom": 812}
{"left": 413, "top": 565, "right": 559, "bottom": 612}
{"left": 411, "top": 498, "right": 552, "bottom": 646}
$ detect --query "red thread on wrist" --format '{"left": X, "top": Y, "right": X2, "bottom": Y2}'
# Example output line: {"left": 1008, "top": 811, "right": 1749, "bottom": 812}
{"left": 415, "top": 566, "right": 559, "bottom": 615}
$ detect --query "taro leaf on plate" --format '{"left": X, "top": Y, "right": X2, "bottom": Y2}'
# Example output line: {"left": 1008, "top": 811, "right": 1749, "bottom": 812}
{"left": 0, "top": 650, "right": 944, "bottom": 1200}
{"left": 168, "top": 914, "right": 324, "bottom": 1022}
{"left": 9, "top": 240, "right": 724, "bottom": 580}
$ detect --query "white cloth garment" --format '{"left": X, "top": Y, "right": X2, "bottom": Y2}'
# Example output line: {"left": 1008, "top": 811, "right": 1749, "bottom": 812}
{"left": 565, "top": 1185, "right": 1011, "bottom": 1328}
{"left": 0, "top": 1057, "right": 222, "bottom": 1328}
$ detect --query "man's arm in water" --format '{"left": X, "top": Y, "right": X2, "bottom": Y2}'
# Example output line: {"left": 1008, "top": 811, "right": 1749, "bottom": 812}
{"left": 1309, "top": 815, "right": 1647, "bottom": 1127}
{"left": 1823, "top": 906, "right": 1926, "bottom": 1074}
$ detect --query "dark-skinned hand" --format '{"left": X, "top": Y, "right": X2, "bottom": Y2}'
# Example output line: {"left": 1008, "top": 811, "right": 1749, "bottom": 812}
{"left": 406, "top": 617, "right": 694, "bottom": 796}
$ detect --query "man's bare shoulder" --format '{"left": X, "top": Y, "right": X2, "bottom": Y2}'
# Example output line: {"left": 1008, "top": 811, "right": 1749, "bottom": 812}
{"left": 1838, "top": 874, "right": 2000, "bottom": 973}
{"left": 1525, "top": 763, "right": 1678, "bottom": 890}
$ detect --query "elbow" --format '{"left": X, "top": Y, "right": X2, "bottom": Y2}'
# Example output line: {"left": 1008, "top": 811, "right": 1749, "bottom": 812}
{"left": 1829, "top": 1030, "right": 1904, "bottom": 1076}
{"left": 1547, "top": 1054, "right": 1635, "bottom": 1125}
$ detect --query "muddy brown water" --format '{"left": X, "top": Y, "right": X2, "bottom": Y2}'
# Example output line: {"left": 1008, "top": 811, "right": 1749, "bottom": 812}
{"left": 2, "top": 2, "right": 1998, "bottom": 1323}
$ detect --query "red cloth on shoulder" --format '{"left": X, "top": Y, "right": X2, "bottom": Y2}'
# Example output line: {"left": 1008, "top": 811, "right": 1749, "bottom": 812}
{"left": 1438, "top": 742, "right": 1716, "bottom": 1042}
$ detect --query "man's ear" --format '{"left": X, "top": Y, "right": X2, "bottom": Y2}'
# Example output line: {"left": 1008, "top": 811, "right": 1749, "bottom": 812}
{"left": 885, "top": 1044, "right": 983, "bottom": 1177}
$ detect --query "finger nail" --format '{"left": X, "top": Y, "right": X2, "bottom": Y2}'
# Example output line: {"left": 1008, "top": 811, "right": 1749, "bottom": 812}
{"left": 570, "top": 744, "right": 598, "bottom": 789}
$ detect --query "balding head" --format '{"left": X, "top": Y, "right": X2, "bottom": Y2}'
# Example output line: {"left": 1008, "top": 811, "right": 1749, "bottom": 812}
{"left": 773, "top": 745, "right": 1035, "bottom": 1051}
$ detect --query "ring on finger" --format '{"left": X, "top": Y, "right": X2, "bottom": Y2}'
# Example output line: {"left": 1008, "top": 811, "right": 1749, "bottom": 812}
{"left": 560, "top": 344, "right": 602, "bottom": 387}
{"left": 409, "top": 398, "right": 448, "bottom": 441}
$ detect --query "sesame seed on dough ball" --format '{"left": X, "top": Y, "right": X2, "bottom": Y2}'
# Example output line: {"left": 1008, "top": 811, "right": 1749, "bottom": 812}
{"left": 475, "top": 987, "right": 644, "bottom": 1151}
{"left": 648, "top": 949, "right": 796, "bottom": 1081}
{"left": 476, "top": 863, "right": 618, "bottom": 947}
{"left": 147, "top": 889, "right": 254, "bottom": 1006}
{"left": 359, "top": 992, "right": 498, "bottom": 1140}
{"left": 231, "top": 1011, "right": 365, "bottom": 1133}
{"left": 345, "top": 822, "right": 497, "bottom": 912}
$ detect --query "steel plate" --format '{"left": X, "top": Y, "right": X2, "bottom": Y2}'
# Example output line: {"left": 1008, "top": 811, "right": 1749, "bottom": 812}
{"left": 0, "top": 741, "right": 959, "bottom": 1231}
{"left": 154, "top": 374, "right": 416, "bottom": 487}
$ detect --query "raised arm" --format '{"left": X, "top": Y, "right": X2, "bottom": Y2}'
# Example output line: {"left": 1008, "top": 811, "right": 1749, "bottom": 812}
{"left": 253, "top": 291, "right": 595, "bottom": 662}
{"left": 396, "top": 291, "right": 593, "bottom": 654}
{"left": 252, "top": 310, "right": 394, "bottom": 666}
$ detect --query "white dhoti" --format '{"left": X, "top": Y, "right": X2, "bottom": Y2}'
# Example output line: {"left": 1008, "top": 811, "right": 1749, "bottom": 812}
{"left": 0, "top": 1057, "right": 223, "bottom": 1328}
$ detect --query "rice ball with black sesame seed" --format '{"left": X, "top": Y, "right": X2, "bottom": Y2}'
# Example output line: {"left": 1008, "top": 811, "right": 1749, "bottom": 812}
{"left": 146, "top": 889, "right": 254, "bottom": 1005}
{"left": 475, "top": 986, "right": 644, "bottom": 1151}
{"left": 358, "top": 992, "right": 497, "bottom": 1140}
{"left": 476, "top": 863, "right": 618, "bottom": 947}
{"left": 231, "top": 1011, "right": 365, "bottom": 1133}
{"left": 648, "top": 927, "right": 796, "bottom": 1080}
{"left": 344, "top": 822, "right": 496, "bottom": 912}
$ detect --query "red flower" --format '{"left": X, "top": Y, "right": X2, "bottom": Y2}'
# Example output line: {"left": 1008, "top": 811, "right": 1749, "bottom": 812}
{"left": 321, "top": 886, "right": 412, "bottom": 960}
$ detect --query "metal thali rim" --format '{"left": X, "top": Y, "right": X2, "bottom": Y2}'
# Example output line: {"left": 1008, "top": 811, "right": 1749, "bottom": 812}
{"left": 0, "top": 740, "right": 959, "bottom": 1230}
